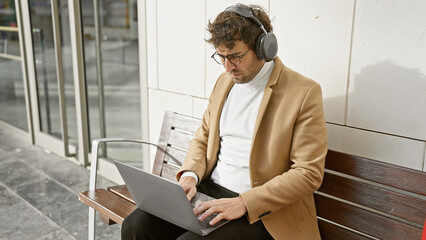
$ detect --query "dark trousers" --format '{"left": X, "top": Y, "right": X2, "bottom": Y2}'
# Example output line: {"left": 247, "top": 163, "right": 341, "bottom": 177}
{"left": 121, "top": 179, "right": 274, "bottom": 240}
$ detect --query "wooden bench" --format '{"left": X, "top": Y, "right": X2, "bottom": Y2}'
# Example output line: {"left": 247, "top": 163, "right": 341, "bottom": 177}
{"left": 79, "top": 111, "right": 426, "bottom": 240}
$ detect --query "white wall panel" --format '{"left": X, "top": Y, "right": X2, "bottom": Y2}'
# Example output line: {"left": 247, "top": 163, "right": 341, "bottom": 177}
{"left": 270, "top": 0, "right": 354, "bottom": 124}
{"left": 146, "top": 0, "right": 158, "bottom": 89}
{"left": 205, "top": 0, "right": 269, "bottom": 97}
{"left": 327, "top": 124, "right": 425, "bottom": 170}
{"left": 157, "top": 0, "right": 205, "bottom": 97}
{"left": 148, "top": 89, "right": 193, "bottom": 144}
{"left": 347, "top": 0, "right": 426, "bottom": 140}
{"left": 192, "top": 97, "right": 208, "bottom": 119}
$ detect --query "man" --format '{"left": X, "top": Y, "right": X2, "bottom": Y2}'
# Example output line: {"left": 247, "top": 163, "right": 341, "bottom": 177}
{"left": 122, "top": 4, "right": 327, "bottom": 240}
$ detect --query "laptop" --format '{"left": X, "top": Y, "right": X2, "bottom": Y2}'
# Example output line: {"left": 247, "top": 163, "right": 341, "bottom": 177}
{"left": 114, "top": 161, "right": 229, "bottom": 236}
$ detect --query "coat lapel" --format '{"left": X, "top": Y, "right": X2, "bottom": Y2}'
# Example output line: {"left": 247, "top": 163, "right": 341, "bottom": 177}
{"left": 210, "top": 76, "right": 234, "bottom": 154}
{"left": 212, "top": 76, "right": 234, "bottom": 122}
{"left": 252, "top": 57, "right": 284, "bottom": 142}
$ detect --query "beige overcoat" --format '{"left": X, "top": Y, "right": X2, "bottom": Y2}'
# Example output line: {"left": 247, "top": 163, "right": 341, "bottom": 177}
{"left": 178, "top": 57, "right": 328, "bottom": 240}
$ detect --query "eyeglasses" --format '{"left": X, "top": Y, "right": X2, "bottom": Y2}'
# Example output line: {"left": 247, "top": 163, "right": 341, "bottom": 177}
{"left": 211, "top": 49, "right": 250, "bottom": 66}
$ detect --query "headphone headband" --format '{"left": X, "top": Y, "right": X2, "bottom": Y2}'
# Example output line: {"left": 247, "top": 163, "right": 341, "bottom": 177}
{"left": 224, "top": 4, "right": 266, "bottom": 34}
{"left": 223, "top": 4, "right": 278, "bottom": 62}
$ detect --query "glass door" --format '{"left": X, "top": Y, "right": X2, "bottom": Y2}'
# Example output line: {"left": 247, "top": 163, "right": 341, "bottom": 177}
{"left": 0, "top": 1, "right": 29, "bottom": 132}
{"left": 19, "top": 0, "right": 147, "bottom": 170}
{"left": 20, "top": 0, "right": 78, "bottom": 159}
{"left": 81, "top": 0, "right": 144, "bottom": 167}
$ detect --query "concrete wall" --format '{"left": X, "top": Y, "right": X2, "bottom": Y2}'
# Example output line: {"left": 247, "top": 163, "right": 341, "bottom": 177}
{"left": 144, "top": 0, "right": 426, "bottom": 171}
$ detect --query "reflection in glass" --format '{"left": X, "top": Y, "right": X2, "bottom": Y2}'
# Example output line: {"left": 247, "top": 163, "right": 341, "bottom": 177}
{"left": 82, "top": 0, "right": 142, "bottom": 166}
{"left": 0, "top": 1, "right": 27, "bottom": 131}
{"left": 28, "top": 0, "right": 77, "bottom": 145}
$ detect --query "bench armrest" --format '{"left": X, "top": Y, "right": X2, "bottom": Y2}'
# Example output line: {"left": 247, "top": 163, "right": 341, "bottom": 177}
{"left": 87, "top": 138, "right": 159, "bottom": 240}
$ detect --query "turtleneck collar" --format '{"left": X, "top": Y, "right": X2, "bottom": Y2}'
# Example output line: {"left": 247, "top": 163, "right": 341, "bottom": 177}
{"left": 240, "top": 60, "right": 275, "bottom": 89}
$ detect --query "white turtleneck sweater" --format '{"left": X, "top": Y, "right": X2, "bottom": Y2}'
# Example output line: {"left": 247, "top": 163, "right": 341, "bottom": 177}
{"left": 183, "top": 60, "right": 275, "bottom": 194}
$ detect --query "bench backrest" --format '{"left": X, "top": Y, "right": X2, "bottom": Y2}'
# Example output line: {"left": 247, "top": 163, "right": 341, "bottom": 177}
{"left": 316, "top": 150, "right": 426, "bottom": 240}
{"left": 151, "top": 111, "right": 201, "bottom": 181}
{"left": 153, "top": 111, "right": 426, "bottom": 240}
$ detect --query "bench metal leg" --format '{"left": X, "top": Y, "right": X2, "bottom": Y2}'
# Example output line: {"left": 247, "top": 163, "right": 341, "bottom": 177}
{"left": 87, "top": 139, "right": 101, "bottom": 240}
{"left": 89, "top": 208, "right": 96, "bottom": 240}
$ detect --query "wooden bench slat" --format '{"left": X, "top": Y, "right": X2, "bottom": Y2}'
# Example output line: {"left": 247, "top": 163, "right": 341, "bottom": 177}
{"left": 99, "top": 214, "right": 116, "bottom": 225}
{"left": 78, "top": 189, "right": 136, "bottom": 225}
{"left": 318, "top": 219, "right": 372, "bottom": 240}
{"left": 161, "top": 163, "right": 180, "bottom": 182}
{"left": 168, "top": 129, "right": 193, "bottom": 151}
{"left": 108, "top": 185, "right": 135, "bottom": 204}
{"left": 169, "top": 112, "right": 200, "bottom": 133}
{"left": 325, "top": 150, "right": 426, "bottom": 195}
{"left": 315, "top": 194, "right": 422, "bottom": 240}
{"left": 319, "top": 172, "right": 426, "bottom": 225}
{"left": 152, "top": 112, "right": 174, "bottom": 176}
{"left": 164, "top": 146, "right": 187, "bottom": 166}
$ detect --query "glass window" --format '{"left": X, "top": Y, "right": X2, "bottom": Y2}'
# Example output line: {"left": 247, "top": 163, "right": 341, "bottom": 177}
{"left": 0, "top": 0, "right": 28, "bottom": 131}
{"left": 81, "top": 0, "right": 142, "bottom": 166}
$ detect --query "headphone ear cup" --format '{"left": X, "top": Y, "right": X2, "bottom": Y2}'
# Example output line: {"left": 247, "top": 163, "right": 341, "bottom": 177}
{"left": 255, "top": 32, "right": 266, "bottom": 60}
{"left": 259, "top": 33, "right": 278, "bottom": 62}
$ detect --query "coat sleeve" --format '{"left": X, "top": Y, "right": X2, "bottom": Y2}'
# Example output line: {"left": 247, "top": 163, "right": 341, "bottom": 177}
{"left": 176, "top": 106, "right": 210, "bottom": 182}
{"left": 176, "top": 73, "right": 227, "bottom": 182}
{"left": 240, "top": 83, "right": 328, "bottom": 224}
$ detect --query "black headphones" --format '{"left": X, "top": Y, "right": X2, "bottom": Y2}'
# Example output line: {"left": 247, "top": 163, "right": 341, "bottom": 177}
{"left": 224, "top": 4, "right": 278, "bottom": 62}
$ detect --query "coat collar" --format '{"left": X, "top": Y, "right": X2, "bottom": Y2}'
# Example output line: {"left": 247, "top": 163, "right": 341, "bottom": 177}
{"left": 266, "top": 56, "right": 285, "bottom": 88}
{"left": 212, "top": 57, "right": 285, "bottom": 144}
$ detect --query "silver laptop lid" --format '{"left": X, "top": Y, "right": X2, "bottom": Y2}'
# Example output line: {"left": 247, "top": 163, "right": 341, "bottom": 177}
{"left": 114, "top": 161, "right": 204, "bottom": 235}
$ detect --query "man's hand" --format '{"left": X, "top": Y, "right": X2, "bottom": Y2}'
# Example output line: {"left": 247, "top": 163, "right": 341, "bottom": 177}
{"left": 178, "top": 176, "right": 197, "bottom": 201}
{"left": 193, "top": 196, "right": 247, "bottom": 225}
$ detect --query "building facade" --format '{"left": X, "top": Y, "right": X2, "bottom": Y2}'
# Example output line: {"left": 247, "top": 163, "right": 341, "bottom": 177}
{"left": 1, "top": 0, "right": 425, "bottom": 183}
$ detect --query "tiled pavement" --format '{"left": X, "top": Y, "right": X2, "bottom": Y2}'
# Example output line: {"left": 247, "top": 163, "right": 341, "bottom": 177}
{"left": 0, "top": 122, "right": 121, "bottom": 240}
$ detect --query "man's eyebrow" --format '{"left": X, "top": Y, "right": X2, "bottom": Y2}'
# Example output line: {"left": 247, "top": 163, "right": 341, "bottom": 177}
{"left": 217, "top": 51, "right": 243, "bottom": 56}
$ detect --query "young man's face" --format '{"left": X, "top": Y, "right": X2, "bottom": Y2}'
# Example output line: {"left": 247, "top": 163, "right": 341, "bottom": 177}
{"left": 216, "top": 40, "right": 265, "bottom": 84}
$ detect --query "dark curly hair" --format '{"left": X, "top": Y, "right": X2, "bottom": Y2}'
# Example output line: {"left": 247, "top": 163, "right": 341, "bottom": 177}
{"left": 206, "top": 4, "right": 273, "bottom": 50}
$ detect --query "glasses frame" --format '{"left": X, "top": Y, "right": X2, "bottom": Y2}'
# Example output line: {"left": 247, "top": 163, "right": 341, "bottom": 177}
{"left": 211, "top": 49, "right": 250, "bottom": 66}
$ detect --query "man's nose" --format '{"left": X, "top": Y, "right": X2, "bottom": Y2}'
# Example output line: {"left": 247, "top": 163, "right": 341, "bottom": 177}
{"left": 223, "top": 58, "right": 236, "bottom": 72}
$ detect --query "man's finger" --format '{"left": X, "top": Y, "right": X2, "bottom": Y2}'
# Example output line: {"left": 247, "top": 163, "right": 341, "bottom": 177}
{"left": 186, "top": 187, "right": 196, "bottom": 201}
{"left": 197, "top": 205, "right": 217, "bottom": 222}
{"left": 193, "top": 201, "right": 213, "bottom": 217}
{"left": 210, "top": 213, "right": 225, "bottom": 226}
{"left": 193, "top": 202, "right": 205, "bottom": 216}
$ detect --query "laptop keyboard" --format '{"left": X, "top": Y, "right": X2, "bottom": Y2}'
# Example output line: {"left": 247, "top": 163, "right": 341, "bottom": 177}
{"left": 190, "top": 194, "right": 227, "bottom": 231}
{"left": 199, "top": 213, "right": 217, "bottom": 230}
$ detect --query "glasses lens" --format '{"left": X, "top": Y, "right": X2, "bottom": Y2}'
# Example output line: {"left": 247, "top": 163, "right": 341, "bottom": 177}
{"left": 227, "top": 55, "right": 240, "bottom": 65}
{"left": 212, "top": 53, "right": 241, "bottom": 66}
{"left": 212, "top": 53, "right": 224, "bottom": 65}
